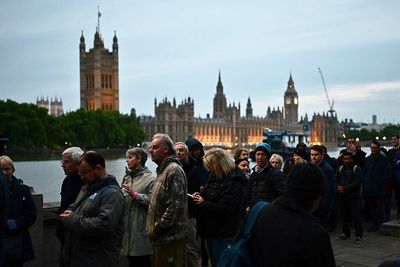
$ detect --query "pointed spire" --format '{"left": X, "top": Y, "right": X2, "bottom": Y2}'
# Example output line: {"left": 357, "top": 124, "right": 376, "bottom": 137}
{"left": 285, "top": 72, "right": 295, "bottom": 92}
{"left": 80, "top": 31, "right": 86, "bottom": 53}
{"left": 216, "top": 70, "right": 223, "bottom": 93}
{"left": 289, "top": 72, "right": 293, "bottom": 83}
{"left": 113, "top": 31, "right": 118, "bottom": 52}
{"left": 246, "top": 97, "right": 253, "bottom": 118}
{"left": 80, "top": 31, "right": 85, "bottom": 43}
{"left": 113, "top": 31, "right": 118, "bottom": 43}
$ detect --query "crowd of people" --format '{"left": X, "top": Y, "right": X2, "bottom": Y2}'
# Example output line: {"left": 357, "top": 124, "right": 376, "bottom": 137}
{"left": 1, "top": 133, "right": 400, "bottom": 267}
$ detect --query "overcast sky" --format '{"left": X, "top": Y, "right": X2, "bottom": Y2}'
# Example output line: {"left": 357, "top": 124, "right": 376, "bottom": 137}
{"left": 1, "top": 1, "right": 399, "bottom": 124}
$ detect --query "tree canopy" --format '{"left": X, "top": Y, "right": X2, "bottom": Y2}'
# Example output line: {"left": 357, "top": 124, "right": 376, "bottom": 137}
{"left": 0, "top": 99, "right": 145, "bottom": 149}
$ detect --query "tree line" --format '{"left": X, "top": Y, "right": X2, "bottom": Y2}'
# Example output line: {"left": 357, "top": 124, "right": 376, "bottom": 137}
{"left": 0, "top": 99, "right": 145, "bottom": 149}
{"left": 344, "top": 125, "right": 400, "bottom": 143}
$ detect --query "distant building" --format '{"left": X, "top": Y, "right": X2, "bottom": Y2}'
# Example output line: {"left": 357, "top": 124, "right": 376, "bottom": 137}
{"left": 36, "top": 97, "right": 49, "bottom": 111}
{"left": 372, "top": 115, "right": 377, "bottom": 125}
{"left": 79, "top": 25, "right": 119, "bottom": 111}
{"left": 284, "top": 74, "right": 299, "bottom": 126}
{"left": 36, "top": 96, "right": 64, "bottom": 117}
{"left": 140, "top": 72, "right": 340, "bottom": 146}
{"left": 308, "top": 112, "right": 338, "bottom": 146}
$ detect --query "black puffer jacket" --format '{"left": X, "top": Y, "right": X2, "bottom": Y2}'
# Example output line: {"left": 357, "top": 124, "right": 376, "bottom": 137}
{"left": 197, "top": 168, "right": 246, "bottom": 239}
{"left": 245, "top": 164, "right": 285, "bottom": 208}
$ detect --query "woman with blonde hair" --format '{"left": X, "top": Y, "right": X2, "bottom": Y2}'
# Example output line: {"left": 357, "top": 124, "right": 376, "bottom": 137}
{"left": 269, "top": 154, "right": 284, "bottom": 171}
{"left": 192, "top": 148, "right": 246, "bottom": 267}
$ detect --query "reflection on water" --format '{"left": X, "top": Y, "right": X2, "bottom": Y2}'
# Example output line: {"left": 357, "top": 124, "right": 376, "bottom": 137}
{"left": 11, "top": 146, "right": 353, "bottom": 203}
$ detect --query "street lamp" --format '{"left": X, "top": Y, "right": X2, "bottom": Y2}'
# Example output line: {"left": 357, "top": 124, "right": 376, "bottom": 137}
{"left": 375, "top": 136, "right": 379, "bottom": 140}
{"left": 383, "top": 136, "right": 387, "bottom": 141}
{"left": 356, "top": 137, "right": 360, "bottom": 142}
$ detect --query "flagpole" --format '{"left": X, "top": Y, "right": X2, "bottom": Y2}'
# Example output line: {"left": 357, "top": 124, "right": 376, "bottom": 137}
{"left": 97, "top": 6, "right": 100, "bottom": 34}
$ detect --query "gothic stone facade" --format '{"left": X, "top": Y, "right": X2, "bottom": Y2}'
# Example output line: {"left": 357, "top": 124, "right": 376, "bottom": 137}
{"left": 79, "top": 30, "right": 119, "bottom": 111}
{"left": 36, "top": 96, "right": 64, "bottom": 117}
{"left": 139, "top": 73, "right": 336, "bottom": 146}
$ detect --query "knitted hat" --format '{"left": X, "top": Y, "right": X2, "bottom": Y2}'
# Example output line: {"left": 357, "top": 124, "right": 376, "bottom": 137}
{"left": 285, "top": 163, "right": 325, "bottom": 202}
{"left": 255, "top": 142, "right": 271, "bottom": 157}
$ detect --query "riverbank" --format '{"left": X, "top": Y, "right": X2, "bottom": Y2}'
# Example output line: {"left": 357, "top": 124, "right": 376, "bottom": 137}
{"left": 5, "top": 147, "right": 130, "bottom": 161}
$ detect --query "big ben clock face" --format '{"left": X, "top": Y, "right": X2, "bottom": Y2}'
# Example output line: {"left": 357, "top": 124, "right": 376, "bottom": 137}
{"left": 286, "top": 97, "right": 291, "bottom": 104}
{"left": 294, "top": 97, "right": 298, "bottom": 104}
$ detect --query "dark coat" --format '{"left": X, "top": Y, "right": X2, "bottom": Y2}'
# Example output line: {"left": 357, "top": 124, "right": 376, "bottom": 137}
{"left": 181, "top": 159, "right": 201, "bottom": 218}
{"left": 245, "top": 164, "right": 285, "bottom": 208}
{"left": 6, "top": 176, "right": 37, "bottom": 263}
{"left": 185, "top": 138, "right": 209, "bottom": 186}
{"left": 387, "top": 147, "right": 400, "bottom": 183}
{"left": 197, "top": 168, "right": 246, "bottom": 239}
{"left": 59, "top": 172, "right": 85, "bottom": 213}
{"left": 248, "top": 195, "right": 336, "bottom": 267}
{"left": 57, "top": 172, "right": 85, "bottom": 243}
{"left": 313, "top": 159, "right": 336, "bottom": 224}
{"left": 363, "top": 153, "right": 389, "bottom": 197}
{"left": 336, "top": 164, "right": 362, "bottom": 199}
{"left": 0, "top": 170, "right": 8, "bottom": 264}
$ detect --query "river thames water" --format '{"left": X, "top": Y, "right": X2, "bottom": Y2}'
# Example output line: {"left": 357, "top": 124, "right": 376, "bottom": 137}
{"left": 12, "top": 147, "right": 350, "bottom": 203}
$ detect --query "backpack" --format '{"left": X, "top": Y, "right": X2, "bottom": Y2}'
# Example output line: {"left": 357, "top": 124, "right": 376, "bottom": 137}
{"left": 338, "top": 164, "right": 358, "bottom": 175}
{"left": 217, "top": 201, "right": 269, "bottom": 267}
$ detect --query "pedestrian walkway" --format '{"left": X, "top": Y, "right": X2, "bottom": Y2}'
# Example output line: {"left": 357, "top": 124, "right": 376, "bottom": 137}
{"left": 332, "top": 219, "right": 400, "bottom": 267}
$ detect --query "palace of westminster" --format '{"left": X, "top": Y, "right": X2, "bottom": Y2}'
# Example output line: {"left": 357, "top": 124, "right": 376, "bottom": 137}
{"left": 37, "top": 24, "right": 340, "bottom": 147}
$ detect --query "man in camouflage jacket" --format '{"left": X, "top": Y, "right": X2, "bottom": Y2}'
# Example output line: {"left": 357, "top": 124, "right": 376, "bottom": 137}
{"left": 147, "top": 133, "right": 188, "bottom": 267}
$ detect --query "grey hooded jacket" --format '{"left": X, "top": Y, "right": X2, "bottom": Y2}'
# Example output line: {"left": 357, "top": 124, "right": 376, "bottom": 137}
{"left": 61, "top": 175, "right": 125, "bottom": 267}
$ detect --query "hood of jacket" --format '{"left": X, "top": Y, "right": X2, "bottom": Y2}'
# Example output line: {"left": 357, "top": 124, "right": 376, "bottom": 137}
{"left": 185, "top": 138, "right": 205, "bottom": 158}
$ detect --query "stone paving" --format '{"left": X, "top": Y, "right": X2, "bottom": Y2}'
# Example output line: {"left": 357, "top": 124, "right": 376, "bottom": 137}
{"left": 331, "top": 219, "right": 400, "bottom": 267}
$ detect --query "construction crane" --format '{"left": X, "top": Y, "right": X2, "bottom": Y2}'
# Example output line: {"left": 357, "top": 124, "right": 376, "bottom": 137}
{"left": 318, "top": 67, "right": 335, "bottom": 116}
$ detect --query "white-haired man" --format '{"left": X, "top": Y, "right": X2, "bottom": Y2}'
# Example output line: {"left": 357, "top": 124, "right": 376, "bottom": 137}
{"left": 57, "top": 147, "right": 85, "bottom": 245}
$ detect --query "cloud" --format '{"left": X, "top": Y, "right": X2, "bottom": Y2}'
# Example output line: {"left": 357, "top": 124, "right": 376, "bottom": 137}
{"left": 303, "top": 81, "right": 400, "bottom": 104}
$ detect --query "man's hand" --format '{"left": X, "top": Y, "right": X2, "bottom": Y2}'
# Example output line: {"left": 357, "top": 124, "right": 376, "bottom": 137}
{"left": 59, "top": 210, "right": 73, "bottom": 221}
{"left": 337, "top": 185, "right": 344, "bottom": 193}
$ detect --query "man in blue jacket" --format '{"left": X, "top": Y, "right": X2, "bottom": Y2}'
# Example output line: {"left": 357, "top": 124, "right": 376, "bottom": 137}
{"left": 363, "top": 140, "right": 389, "bottom": 232}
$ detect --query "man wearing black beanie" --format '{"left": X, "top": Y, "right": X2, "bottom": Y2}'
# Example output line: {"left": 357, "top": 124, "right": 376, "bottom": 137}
{"left": 248, "top": 163, "right": 336, "bottom": 267}
{"left": 244, "top": 142, "right": 285, "bottom": 212}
